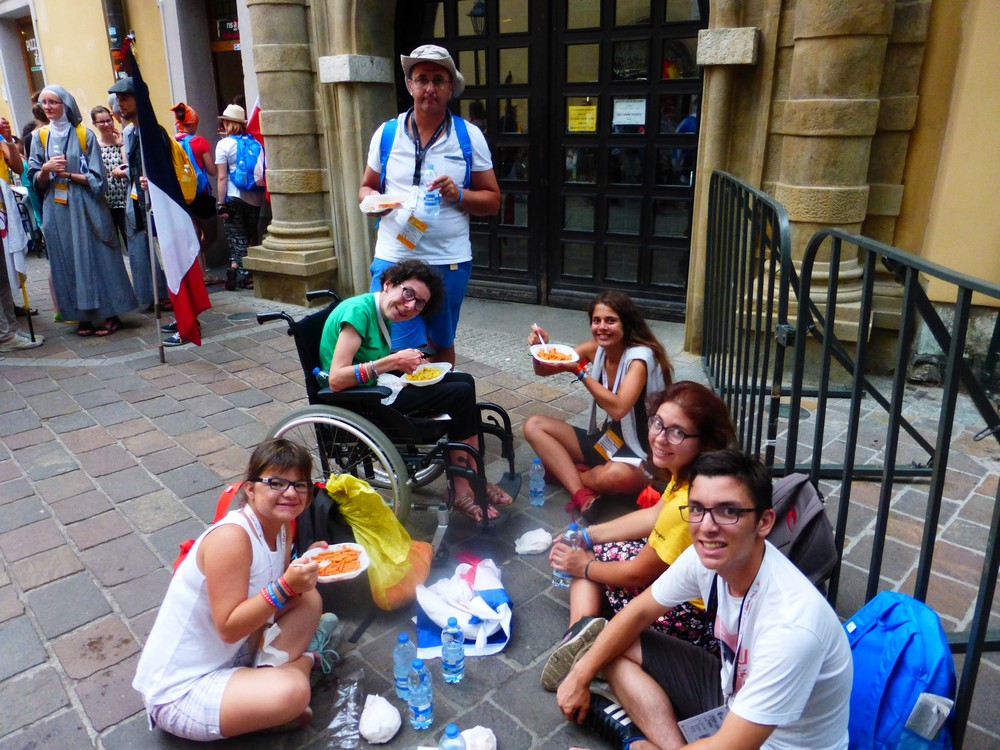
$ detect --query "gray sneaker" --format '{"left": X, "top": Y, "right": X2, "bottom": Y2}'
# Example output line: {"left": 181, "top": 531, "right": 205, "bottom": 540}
{"left": 0, "top": 334, "right": 43, "bottom": 352}
{"left": 308, "top": 612, "right": 341, "bottom": 674}
{"left": 541, "top": 616, "right": 606, "bottom": 692}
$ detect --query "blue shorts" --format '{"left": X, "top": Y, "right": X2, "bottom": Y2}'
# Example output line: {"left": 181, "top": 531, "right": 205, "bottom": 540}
{"left": 369, "top": 257, "right": 471, "bottom": 351}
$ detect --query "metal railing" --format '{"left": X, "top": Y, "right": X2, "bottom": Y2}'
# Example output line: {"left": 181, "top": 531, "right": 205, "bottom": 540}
{"left": 702, "top": 171, "right": 1000, "bottom": 746}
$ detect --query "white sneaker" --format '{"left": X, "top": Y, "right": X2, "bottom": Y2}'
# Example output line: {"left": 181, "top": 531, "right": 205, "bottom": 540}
{"left": 0, "top": 335, "right": 43, "bottom": 352}
{"left": 15, "top": 330, "right": 43, "bottom": 344}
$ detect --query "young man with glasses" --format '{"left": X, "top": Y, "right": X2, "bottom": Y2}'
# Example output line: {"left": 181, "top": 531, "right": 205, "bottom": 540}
{"left": 557, "top": 449, "right": 852, "bottom": 750}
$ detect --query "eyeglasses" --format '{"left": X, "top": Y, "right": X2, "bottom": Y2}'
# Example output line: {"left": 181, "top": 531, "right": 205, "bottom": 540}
{"left": 409, "top": 76, "right": 452, "bottom": 90}
{"left": 254, "top": 477, "right": 312, "bottom": 493}
{"left": 679, "top": 505, "right": 758, "bottom": 525}
{"left": 94, "top": 120, "right": 113, "bottom": 126}
{"left": 401, "top": 285, "right": 428, "bottom": 311}
{"left": 648, "top": 417, "right": 699, "bottom": 445}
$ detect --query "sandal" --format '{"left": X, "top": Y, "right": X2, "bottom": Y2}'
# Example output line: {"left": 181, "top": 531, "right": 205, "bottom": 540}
{"left": 486, "top": 483, "right": 514, "bottom": 507}
{"left": 76, "top": 323, "right": 94, "bottom": 337}
{"left": 447, "top": 487, "right": 500, "bottom": 522}
{"left": 94, "top": 317, "right": 122, "bottom": 336}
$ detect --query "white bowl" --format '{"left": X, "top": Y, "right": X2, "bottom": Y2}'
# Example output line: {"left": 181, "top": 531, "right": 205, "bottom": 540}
{"left": 530, "top": 343, "right": 579, "bottom": 365}
{"left": 402, "top": 362, "right": 452, "bottom": 387}
{"left": 300, "top": 543, "right": 370, "bottom": 583}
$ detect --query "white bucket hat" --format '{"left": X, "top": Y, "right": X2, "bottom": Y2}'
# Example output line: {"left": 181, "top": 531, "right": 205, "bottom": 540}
{"left": 400, "top": 44, "right": 465, "bottom": 98}
{"left": 218, "top": 104, "right": 247, "bottom": 124}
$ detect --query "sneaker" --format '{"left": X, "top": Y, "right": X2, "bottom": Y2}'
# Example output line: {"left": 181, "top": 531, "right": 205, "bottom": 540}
{"left": 308, "top": 612, "right": 341, "bottom": 675}
{"left": 161, "top": 320, "right": 177, "bottom": 333}
{"left": 162, "top": 332, "right": 188, "bottom": 347}
{"left": 0, "top": 334, "right": 43, "bottom": 352}
{"left": 584, "top": 689, "right": 646, "bottom": 750}
{"left": 541, "top": 616, "right": 606, "bottom": 692}
{"left": 15, "top": 330, "right": 43, "bottom": 344}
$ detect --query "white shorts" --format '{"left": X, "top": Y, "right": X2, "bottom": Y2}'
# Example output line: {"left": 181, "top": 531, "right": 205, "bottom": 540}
{"left": 147, "top": 642, "right": 252, "bottom": 741}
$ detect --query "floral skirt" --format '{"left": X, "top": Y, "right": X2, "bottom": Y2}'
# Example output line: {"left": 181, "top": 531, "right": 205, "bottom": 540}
{"left": 594, "top": 538, "right": 718, "bottom": 655}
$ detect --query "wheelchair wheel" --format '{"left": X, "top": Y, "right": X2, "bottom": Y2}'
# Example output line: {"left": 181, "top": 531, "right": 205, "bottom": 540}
{"left": 267, "top": 405, "right": 412, "bottom": 524}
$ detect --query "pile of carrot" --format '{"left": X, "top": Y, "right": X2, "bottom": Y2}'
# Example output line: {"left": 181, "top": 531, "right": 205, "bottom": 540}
{"left": 313, "top": 547, "right": 361, "bottom": 575}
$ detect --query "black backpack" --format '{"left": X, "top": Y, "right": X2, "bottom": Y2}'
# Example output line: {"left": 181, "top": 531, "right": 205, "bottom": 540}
{"left": 767, "top": 473, "right": 838, "bottom": 590}
{"left": 294, "top": 485, "right": 355, "bottom": 556}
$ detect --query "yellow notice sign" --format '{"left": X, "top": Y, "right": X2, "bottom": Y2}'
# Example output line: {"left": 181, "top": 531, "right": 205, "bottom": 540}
{"left": 567, "top": 105, "right": 597, "bottom": 133}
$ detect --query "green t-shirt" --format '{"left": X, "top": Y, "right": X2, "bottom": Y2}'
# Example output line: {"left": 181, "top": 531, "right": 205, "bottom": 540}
{"left": 318, "top": 294, "right": 391, "bottom": 385}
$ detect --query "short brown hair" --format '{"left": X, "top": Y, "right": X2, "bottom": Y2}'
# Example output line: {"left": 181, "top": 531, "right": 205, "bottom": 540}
{"left": 239, "top": 439, "right": 314, "bottom": 507}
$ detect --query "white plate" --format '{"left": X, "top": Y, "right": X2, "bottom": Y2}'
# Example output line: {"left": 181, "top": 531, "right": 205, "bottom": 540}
{"left": 402, "top": 362, "right": 452, "bottom": 387}
{"left": 360, "top": 193, "right": 409, "bottom": 215}
{"left": 530, "top": 343, "right": 579, "bottom": 365}
{"left": 300, "top": 543, "right": 370, "bottom": 583}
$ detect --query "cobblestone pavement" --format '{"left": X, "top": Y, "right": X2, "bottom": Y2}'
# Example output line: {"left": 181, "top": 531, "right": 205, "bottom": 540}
{"left": 1, "top": 255, "right": 997, "bottom": 749}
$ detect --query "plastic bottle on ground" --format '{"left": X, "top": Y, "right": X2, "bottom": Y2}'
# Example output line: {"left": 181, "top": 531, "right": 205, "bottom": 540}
{"left": 528, "top": 457, "right": 546, "bottom": 506}
{"left": 421, "top": 163, "right": 440, "bottom": 218}
{"left": 407, "top": 658, "right": 434, "bottom": 729}
{"left": 438, "top": 723, "right": 467, "bottom": 749}
{"left": 552, "top": 522, "right": 581, "bottom": 588}
{"left": 441, "top": 616, "right": 465, "bottom": 684}
{"left": 393, "top": 632, "right": 416, "bottom": 700}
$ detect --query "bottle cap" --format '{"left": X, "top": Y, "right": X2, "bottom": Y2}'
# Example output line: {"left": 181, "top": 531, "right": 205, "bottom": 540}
{"left": 569, "top": 522, "right": 579, "bottom": 530}
{"left": 533, "top": 457, "right": 541, "bottom": 464}
{"left": 312, "top": 366, "right": 320, "bottom": 375}
{"left": 397, "top": 632, "right": 409, "bottom": 643}
{"left": 446, "top": 723, "right": 460, "bottom": 737}
{"left": 447, "top": 616, "right": 458, "bottom": 626}
{"left": 413, "top": 658, "right": 424, "bottom": 669}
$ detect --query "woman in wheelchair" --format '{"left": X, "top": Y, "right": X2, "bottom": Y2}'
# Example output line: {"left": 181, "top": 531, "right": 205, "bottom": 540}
{"left": 318, "top": 258, "right": 512, "bottom": 521}
{"left": 134, "top": 439, "right": 330, "bottom": 740}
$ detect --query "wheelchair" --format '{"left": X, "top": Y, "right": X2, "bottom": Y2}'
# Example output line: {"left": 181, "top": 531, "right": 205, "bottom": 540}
{"left": 257, "top": 291, "right": 521, "bottom": 550}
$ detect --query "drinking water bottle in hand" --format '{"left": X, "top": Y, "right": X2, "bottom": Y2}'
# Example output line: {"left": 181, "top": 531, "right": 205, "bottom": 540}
{"left": 438, "top": 723, "right": 467, "bottom": 749}
{"left": 440, "top": 616, "right": 465, "bottom": 684}
{"left": 421, "top": 163, "right": 441, "bottom": 218}
{"left": 407, "top": 658, "right": 434, "bottom": 729}
{"left": 552, "top": 523, "right": 581, "bottom": 588}
{"left": 393, "top": 632, "right": 416, "bottom": 699}
{"left": 528, "top": 457, "right": 546, "bottom": 506}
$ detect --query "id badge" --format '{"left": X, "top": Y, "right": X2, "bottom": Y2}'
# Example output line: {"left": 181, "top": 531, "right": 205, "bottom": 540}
{"left": 396, "top": 212, "right": 428, "bottom": 250}
{"left": 594, "top": 427, "right": 624, "bottom": 461}
{"left": 53, "top": 181, "right": 69, "bottom": 205}
{"left": 678, "top": 705, "right": 729, "bottom": 742}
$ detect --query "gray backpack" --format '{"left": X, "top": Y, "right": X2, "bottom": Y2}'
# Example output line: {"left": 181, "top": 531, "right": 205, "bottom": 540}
{"left": 768, "top": 473, "right": 838, "bottom": 591}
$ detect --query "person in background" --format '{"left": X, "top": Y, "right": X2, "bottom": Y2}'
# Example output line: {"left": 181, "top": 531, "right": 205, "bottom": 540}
{"left": 215, "top": 104, "right": 261, "bottom": 291}
{"left": 28, "top": 86, "right": 136, "bottom": 336}
{"left": 525, "top": 291, "right": 673, "bottom": 519}
{"left": 171, "top": 102, "right": 220, "bottom": 286}
{"left": 91, "top": 105, "right": 129, "bottom": 246}
{"left": 358, "top": 44, "right": 500, "bottom": 366}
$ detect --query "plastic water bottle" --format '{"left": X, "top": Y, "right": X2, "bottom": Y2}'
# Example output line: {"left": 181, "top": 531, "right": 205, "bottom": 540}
{"left": 407, "top": 658, "right": 434, "bottom": 729}
{"left": 393, "top": 632, "right": 416, "bottom": 700}
{"left": 439, "top": 723, "right": 467, "bottom": 750}
{"left": 552, "top": 523, "right": 582, "bottom": 588}
{"left": 528, "top": 457, "right": 546, "bottom": 507}
{"left": 421, "top": 163, "right": 440, "bottom": 218}
{"left": 312, "top": 366, "right": 330, "bottom": 390}
{"left": 440, "top": 616, "right": 465, "bottom": 684}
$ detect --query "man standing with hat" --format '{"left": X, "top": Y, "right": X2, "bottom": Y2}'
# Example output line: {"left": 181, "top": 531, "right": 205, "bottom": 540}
{"left": 358, "top": 44, "right": 500, "bottom": 366}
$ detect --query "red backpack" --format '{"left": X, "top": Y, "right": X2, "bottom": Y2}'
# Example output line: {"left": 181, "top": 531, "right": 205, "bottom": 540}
{"left": 172, "top": 483, "right": 241, "bottom": 574}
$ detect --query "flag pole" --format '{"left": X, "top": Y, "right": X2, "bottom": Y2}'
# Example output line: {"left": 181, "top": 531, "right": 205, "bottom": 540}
{"left": 18, "top": 280, "right": 36, "bottom": 342}
{"left": 134, "top": 125, "right": 165, "bottom": 363}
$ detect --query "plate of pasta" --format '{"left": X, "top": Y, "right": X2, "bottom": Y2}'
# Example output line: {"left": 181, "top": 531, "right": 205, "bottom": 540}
{"left": 402, "top": 362, "right": 452, "bottom": 386}
{"left": 300, "top": 543, "right": 370, "bottom": 583}
{"left": 530, "top": 343, "right": 579, "bottom": 365}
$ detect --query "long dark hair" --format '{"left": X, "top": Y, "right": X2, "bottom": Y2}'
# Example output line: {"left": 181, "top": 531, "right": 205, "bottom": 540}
{"left": 588, "top": 291, "right": 673, "bottom": 383}
{"left": 647, "top": 382, "right": 736, "bottom": 481}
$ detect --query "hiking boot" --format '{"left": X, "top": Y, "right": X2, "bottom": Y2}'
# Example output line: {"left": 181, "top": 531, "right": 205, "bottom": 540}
{"left": 584, "top": 689, "right": 646, "bottom": 750}
{"left": 308, "top": 612, "right": 341, "bottom": 675}
{"left": 541, "top": 616, "right": 606, "bottom": 692}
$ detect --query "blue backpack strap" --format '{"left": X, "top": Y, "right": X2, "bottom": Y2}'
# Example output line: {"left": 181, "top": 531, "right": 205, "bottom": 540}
{"left": 451, "top": 113, "right": 473, "bottom": 188}
{"left": 378, "top": 117, "right": 398, "bottom": 193}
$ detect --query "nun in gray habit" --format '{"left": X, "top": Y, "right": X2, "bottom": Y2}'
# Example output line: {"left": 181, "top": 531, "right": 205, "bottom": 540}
{"left": 28, "top": 85, "right": 137, "bottom": 336}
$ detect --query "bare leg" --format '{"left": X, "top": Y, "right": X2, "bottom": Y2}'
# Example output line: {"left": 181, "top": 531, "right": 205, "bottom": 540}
{"left": 569, "top": 576, "right": 605, "bottom": 626}
{"left": 449, "top": 434, "right": 500, "bottom": 520}
{"left": 523, "top": 414, "right": 588, "bottom": 494}
{"left": 604, "top": 641, "right": 687, "bottom": 750}
{"left": 579, "top": 461, "right": 647, "bottom": 497}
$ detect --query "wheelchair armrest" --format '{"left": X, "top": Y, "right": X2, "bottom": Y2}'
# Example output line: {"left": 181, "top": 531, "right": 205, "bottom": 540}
{"left": 315, "top": 384, "right": 391, "bottom": 406}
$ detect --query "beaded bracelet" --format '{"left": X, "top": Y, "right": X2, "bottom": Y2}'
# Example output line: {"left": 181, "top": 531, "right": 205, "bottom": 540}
{"left": 584, "top": 560, "right": 594, "bottom": 581}
{"left": 278, "top": 575, "right": 298, "bottom": 597}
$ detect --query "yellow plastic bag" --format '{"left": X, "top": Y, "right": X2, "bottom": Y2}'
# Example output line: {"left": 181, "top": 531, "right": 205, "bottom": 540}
{"left": 326, "top": 473, "right": 431, "bottom": 610}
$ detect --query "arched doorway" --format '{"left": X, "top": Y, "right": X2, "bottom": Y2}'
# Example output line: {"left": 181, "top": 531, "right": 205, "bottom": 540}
{"left": 394, "top": 0, "right": 707, "bottom": 320}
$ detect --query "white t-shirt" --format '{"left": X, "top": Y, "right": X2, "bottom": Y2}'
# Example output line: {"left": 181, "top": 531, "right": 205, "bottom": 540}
{"left": 366, "top": 111, "right": 493, "bottom": 265}
{"left": 651, "top": 541, "right": 852, "bottom": 750}
{"left": 215, "top": 136, "right": 264, "bottom": 207}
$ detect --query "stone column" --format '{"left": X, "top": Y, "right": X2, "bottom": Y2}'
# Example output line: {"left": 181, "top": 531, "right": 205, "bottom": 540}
{"left": 243, "top": 0, "right": 337, "bottom": 304}
{"left": 773, "top": 0, "right": 895, "bottom": 331}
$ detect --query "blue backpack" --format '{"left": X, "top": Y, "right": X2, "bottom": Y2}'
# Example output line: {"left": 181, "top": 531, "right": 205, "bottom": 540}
{"left": 378, "top": 112, "right": 473, "bottom": 193}
{"left": 176, "top": 134, "right": 211, "bottom": 195}
{"left": 230, "top": 134, "right": 266, "bottom": 192}
{"left": 844, "top": 591, "right": 956, "bottom": 749}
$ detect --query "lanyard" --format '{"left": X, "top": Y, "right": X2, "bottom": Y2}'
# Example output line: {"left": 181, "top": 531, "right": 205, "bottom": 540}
{"left": 406, "top": 109, "right": 448, "bottom": 186}
{"left": 241, "top": 504, "right": 287, "bottom": 580}
{"left": 372, "top": 292, "right": 392, "bottom": 350}
{"left": 713, "top": 550, "right": 765, "bottom": 702}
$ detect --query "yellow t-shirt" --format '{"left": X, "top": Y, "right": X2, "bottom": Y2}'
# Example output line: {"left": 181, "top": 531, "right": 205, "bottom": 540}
{"left": 647, "top": 479, "right": 704, "bottom": 610}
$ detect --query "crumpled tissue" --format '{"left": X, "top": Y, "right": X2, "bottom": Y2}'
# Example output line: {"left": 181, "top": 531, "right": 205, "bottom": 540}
{"left": 515, "top": 528, "right": 553, "bottom": 555}
{"left": 358, "top": 693, "right": 400, "bottom": 744}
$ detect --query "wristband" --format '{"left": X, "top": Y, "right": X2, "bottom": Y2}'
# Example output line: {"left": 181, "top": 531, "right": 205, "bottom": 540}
{"left": 278, "top": 575, "right": 298, "bottom": 597}
{"left": 580, "top": 527, "right": 593, "bottom": 550}
{"left": 584, "top": 560, "right": 594, "bottom": 581}
{"left": 267, "top": 582, "right": 287, "bottom": 609}
{"left": 576, "top": 368, "right": 588, "bottom": 383}
{"left": 260, "top": 586, "right": 279, "bottom": 608}
{"left": 457, "top": 187, "right": 463, "bottom": 204}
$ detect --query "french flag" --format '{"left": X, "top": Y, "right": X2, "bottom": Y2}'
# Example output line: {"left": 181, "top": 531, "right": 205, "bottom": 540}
{"left": 128, "top": 50, "right": 210, "bottom": 345}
